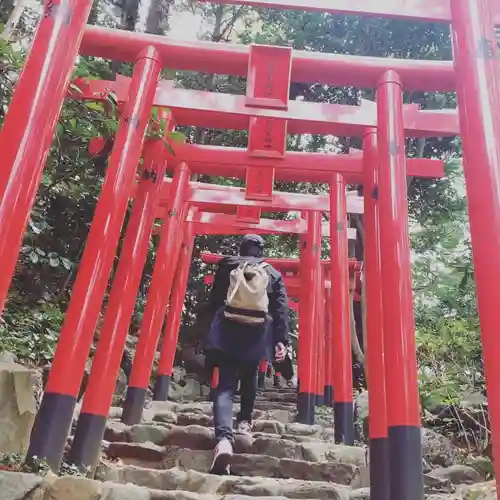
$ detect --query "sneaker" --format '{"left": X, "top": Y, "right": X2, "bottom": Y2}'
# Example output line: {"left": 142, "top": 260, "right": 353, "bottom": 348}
{"left": 236, "top": 420, "right": 252, "bottom": 436}
{"left": 209, "top": 438, "right": 233, "bottom": 475}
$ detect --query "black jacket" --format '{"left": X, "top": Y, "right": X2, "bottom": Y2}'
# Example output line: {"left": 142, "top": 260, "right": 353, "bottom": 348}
{"left": 203, "top": 255, "right": 289, "bottom": 361}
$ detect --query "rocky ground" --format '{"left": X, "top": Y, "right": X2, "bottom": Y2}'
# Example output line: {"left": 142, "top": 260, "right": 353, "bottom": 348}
{"left": 1, "top": 378, "right": 497, "bottom": 500}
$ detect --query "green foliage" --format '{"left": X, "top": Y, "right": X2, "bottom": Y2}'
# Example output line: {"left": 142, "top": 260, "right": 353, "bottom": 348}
{"left": 0, "top": 304, "right": 64, "bottom": 363}
{"left": 0, "top": 452, "right": 90, "bottom": 476}
{"left": 59, "top": 460, "right": 91, "bottom": 476}
{"left": 417, "top": 319, "right": 483, "bottom": 411}
{"left": 0, "top": 453, "right": 50, "bottom": 475}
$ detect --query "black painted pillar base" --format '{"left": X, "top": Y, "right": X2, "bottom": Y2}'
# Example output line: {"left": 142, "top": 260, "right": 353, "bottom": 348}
{"left": 323, "top": 385, "right": 334, "bottom": 407}
{"left": 209, "top": 386, "right": 216, "bottom": 401}
{"left": 27, "top": 392, "right": 77, "bottom": 471}
{"left": 315, "top": 394, "right": 324, "bottom": 407}
{"left": 296, "top": 392, "right": 315, "bottom": 425}
{"left": 334, "top": 401, "right": 355, "bottom": 445}
{"left": 258, "top": 372, "right": 266, "bottom": 389}
{"left": 388, "top": 426, "right": 423, "bottom": 500}
{"left": 68, "top": 413, "right": 107, "bottom": 472}
{"left": 153, "top": 374, "right": 171, "bottom": 401}
{"left": 121, "top": 386, "right": 147, "bottom": 425}
{"left": 369, "top": 437, "right": 390, "bottom": 500}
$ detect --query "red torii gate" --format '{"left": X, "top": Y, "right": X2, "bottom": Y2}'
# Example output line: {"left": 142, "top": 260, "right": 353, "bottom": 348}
{"left": 73, "top": 75, "right": 458, "bottom": 138}
{"left": 154, "top": 178, "right": 365, "bottom": 221}
{"left": 73, "top": 48, "right": 442, "bottom": 447}
{"left": 182, "top": 213, "right": 358, "bottom": 238}
{"left": 153, "top": 211, "right": 359, "bottom": 238}
{"left": 201, "top": 255, "right": 363, "bottom": 300}
{"left": 0, "top": 21, "right": 446, "bottom": 499}
{"left": 2, "top": 28, "right": 436, "bottom": 500}
{"left": 153, "top": 203, "right": 361, "bottom": 411}
{"left": 0, "top": 1, "right": 498, "bottom": 499}
{"left": 200, "top": 251, "right": 361, "bottom": 271}
{"left": 201, "top": 252, "right": 363, "bottom": 299}
{"left": 151, "top": 206, "right": 360, "bottom": 405}
{"left": 151, "top": 209, "right": 357, "bottom": 402}
{"left": 201, "top": 251, "right": 361, "bottom": 406}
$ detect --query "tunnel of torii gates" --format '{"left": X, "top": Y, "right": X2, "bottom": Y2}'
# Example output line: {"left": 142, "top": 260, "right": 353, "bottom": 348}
{"left": 201, "top": 251, "right": 363, "bottom": 397}
{"left": 0, "top": 0, "right": 499, "bottom": 499}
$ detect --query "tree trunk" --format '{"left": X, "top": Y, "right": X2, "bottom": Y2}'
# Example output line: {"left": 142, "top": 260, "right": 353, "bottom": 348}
{"left": 190, "top": 4, "right": 224, "bottom": 184}
{"left": 145, "top": 0, "right": 173, "bottom": 35}
{"left": 0, "top": 0, "right": 15, "bottom": 25}
{"left": 350, "top": 292, "right": 365, "bottom": 366}
{"left": 121, "top": 0, "right": 140, "bottom": 31}
{"left": 1, "top": 0, "right": 24, "bottom": 40}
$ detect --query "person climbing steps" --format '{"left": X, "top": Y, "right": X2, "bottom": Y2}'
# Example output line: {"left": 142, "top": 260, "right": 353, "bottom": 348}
{"left": 200, "top": 235, "right": 289, "bottom": 475}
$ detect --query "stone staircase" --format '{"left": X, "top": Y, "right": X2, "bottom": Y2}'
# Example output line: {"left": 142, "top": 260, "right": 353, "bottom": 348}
{"left": 0, "top": 386, "right": 497, "bottom": 499}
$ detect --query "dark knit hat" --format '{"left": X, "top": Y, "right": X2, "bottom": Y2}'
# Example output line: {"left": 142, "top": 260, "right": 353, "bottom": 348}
{"left": 241, "top": 234, "right": 265, "bottom": 248}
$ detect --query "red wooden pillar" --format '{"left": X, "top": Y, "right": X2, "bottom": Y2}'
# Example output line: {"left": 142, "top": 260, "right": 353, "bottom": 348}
{"left": 122, "top": 163, "right": 191, "bottom": 425}
{"left": 450, "top": 3, "right": 500, "bottom": 495}
{"left": 330, "top": 174, "right": 354, "bottom": 445}
{"left": 153, "top": 218, "right": 196, "bottom": 400}
{"left": 69, "top": 139, "right": 168, "bottom": 470}
{"left": 377, "top": 71, "right": 422, "bottom": 500}
{"left": 315, "top": 272, "right": 326, "bottom": 406}
{"left": 363, "top": 128, "right": 390, "bottom": 500}
{"left": 297, "top": 211, "right": 321, "bottom": 424}
{"left": 0, "top": 0, "right": 93, "bottom": 313}
{"left": 27, "top": 47, "right": 162, "bottom": 470}
{"left": 323, "top": 285, "right": 334, "bottom": 406}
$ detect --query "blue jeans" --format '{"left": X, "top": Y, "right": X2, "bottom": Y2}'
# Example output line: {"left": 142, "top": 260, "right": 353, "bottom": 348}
{"left": 208, "top": 352, "right": 258, "bottom": 443}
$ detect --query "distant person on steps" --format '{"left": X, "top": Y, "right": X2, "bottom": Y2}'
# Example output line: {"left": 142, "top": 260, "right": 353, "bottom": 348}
{"left": 202, "top": 234, "right": 289, "bottom": 475}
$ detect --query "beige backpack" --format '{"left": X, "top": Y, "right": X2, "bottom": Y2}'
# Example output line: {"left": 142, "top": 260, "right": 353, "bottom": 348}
{"left": 224, "top": 261, "right": 270, "bottom": 325}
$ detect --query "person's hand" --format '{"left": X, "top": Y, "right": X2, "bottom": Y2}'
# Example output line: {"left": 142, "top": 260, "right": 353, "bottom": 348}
{"left": 275, "top": 342, "right": 286, "bottom": 362}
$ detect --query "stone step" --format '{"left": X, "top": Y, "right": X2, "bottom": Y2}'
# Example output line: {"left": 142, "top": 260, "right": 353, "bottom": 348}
{"left": 104, "top": 423, "right": 366, "bottom": 465}
{"left": 2, "top": 469, "right": 489, "bottom": 500}
{"left": 261, "top": 388, "right": 296, "bottom": 393}
{"left": 139, "top": 417, "right": 338, "bottom": 446}
{"left": 104, "top": 442, "right": 360, "bottom": 485}
{"left": 175, "top": 412, "right": 213, "bottom": 427}
{"left": 112, "top": 405, "right": 329, "bottom": 431}
{"left": 233, "top": 398, "right": 297, "bottom": 406}
{"left": 95, "top": 464, "right": 354, "bottom": 500}
{"left": 101, "top": 443, "right": 492, "bottom": 497}
{"left": 141, "top": 401, "right": 332, "bottom": 428}
{"left": 0, "top": 465, "right": 489, "bottom": 500}
{"left": 0, "top": 470, "right": 345, "bottom": 500}
{"left": 253, "top": 420, "right": 335, "bottom": 440}
{"left": 172, "top": 402, "right": 298, "bottom": 412}
{"left": 143, "top": 401, "right": 297, "bottom": 419}
{"left": 235, "top": 393, "right": 298, "bottom": 404}
{"left": 160, "top": 414, "right": 334, "bottom": 441}
{"left": 102, "top": 412, "right": 490, "bottom": 498}
{"left": 188, "top": 393, "right": 297, "bottom": 405}
{"left": 256, "top": 401, "right": 296, "bottom": 411}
